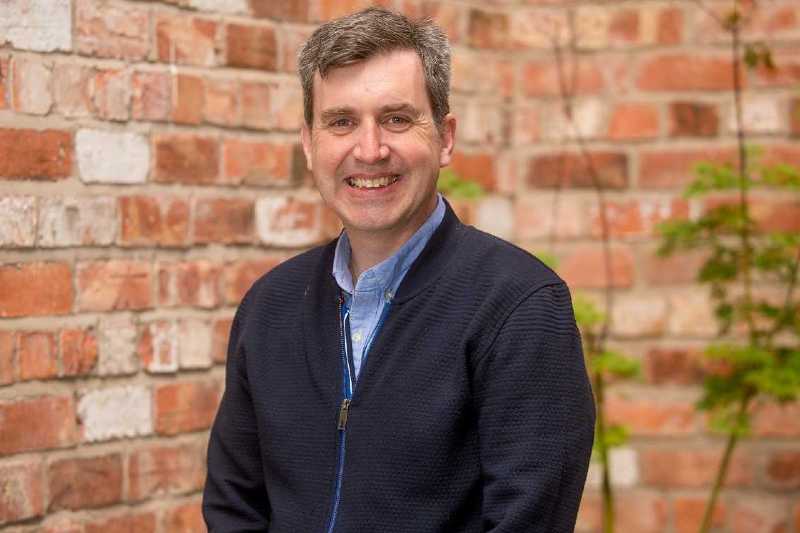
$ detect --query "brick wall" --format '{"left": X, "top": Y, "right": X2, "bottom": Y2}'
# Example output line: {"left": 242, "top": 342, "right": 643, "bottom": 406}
{"left": 0, "top": 0, "right": 798, "bottom": 531}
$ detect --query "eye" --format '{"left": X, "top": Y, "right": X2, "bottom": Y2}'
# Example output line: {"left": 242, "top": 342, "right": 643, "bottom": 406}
{"left": 327, "top": 117, "right": 355, "bottom": 131}
{"left": 383, "top": 115, "right": 412, "bottom": 131}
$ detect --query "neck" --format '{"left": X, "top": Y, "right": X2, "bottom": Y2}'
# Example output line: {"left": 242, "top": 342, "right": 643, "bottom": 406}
{"left": 346, "top": 199, "right": 437, "bottom": 282}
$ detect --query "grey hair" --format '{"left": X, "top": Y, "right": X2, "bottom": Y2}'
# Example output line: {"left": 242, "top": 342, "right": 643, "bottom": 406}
{"left": 298, "top": 7, "right": 451, "bottom": 129}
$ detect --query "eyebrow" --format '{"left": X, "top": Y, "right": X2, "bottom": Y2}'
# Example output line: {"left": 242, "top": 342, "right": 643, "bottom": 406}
{"left": 319, "top": 103, "right": 423, "bottom": 123}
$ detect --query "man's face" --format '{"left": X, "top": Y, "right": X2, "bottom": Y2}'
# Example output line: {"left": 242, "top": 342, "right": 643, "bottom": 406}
{"left": 301, "top": 49, "right": 455, "bottom": 241}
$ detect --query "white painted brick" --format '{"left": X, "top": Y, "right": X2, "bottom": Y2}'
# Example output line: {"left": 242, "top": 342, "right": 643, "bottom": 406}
{"left": 668, "top": 289, "right": 717, "bottom": 337}
{"left": 729, "top": 96, "right": 783, "bottom": 134}
{"left": 611, "top": 293, "right": 668, "bottom": 338}
{"left": 0, "top": 0, "right": 72, "bottom": 52}
{"left": 475, "top": 196, "right": 514, "bottom": 240}
{"left": 188, "top": 0, "right": 248, "bottom": 14}
{"left": 143, "top": 320, "right": 179, "bottom": 374}
{"left": 587, "top": 446, "right": 639, "bottom": 488}
{"left": 76, "top": 129, "right": 150, "bottom": 184}
{"left": 540, "top": 99, "right": 607, "bottom": 141}
{"left": 256, "top": 195, "right": 321, "bottom": 247}
{"left": 37, "top": 196, "right": 117, "bottom": 247}
{"left": 178, "top": 319, "right": 213, "bottom": 369}
{"left": 98, "top": 315, "right": 139, "bottom": 376}
{"left": 12, "top": 58, "right": 52, "bottom": 115}
{"left": 575, "top": 6, "right": 610, "bottom": 49}
{"left": 0, "top": 196, "right": 36, "bottom": 247}
{"left": 78, "top": 385, "right": 153, "bottom": 442}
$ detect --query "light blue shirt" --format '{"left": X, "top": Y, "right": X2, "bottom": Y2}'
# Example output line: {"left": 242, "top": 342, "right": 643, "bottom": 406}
{"left": 332, "top": 194, "right": 445, "bottom": 379}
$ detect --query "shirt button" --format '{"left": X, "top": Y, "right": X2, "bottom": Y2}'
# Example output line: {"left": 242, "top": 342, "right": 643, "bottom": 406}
{"left": 353, "top": 331, "right": 363, "bottom": 342}
{"left": 384, "top": 290, "right": 393, "bottom": 301}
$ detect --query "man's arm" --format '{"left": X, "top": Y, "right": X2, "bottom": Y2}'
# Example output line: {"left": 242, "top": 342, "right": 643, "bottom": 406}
{"left": 473, "top": 282, "right": 595, "bottom": 532}
{"left": 203, "top": 293, "right": 270, "bottom": 532}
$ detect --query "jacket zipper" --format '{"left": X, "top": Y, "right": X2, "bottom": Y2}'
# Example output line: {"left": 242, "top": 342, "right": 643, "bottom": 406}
{"left": 324, "top": 294, "right": 392, "bottom": 533}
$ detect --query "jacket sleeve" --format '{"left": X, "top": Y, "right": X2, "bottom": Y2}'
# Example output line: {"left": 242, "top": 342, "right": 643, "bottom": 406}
{"left": 203, "top": 291, "right": 270, "bottom": 532}
{"left": 473, "top": 282, "right": 595, "bottom": 533}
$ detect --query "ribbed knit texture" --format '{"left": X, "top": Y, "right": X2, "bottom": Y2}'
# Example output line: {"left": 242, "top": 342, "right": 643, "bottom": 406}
{"left": 203, "top": 203, "right": 596, "bottom": 533}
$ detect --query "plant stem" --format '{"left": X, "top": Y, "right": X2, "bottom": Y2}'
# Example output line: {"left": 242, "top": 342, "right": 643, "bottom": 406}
{"left": 592, "top": 364, "right": 614, "bottom": 533}
{"left": 698, "top": 395, "right": 751, "bottom": 533}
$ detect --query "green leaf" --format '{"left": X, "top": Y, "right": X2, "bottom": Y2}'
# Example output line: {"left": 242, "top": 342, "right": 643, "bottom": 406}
{"left": 534, "top": 251, "right": 559, "bottom": 270}
{"left": 684, "top": 162, "right": 744, "bottom": 197}
{"left": 573, "top": 293, "right": 604, "bottom": 330}
{"left": 591, "top": 350, "right": 640, "bottom": 378}
{"left": 593, "top": 424, "right": 629, "bottom": 458}
{"left": 760, "top": 163, "right": 800, "bottom": 189}
{"left": 437, "top": 168, "right": 484, "bottom": 199}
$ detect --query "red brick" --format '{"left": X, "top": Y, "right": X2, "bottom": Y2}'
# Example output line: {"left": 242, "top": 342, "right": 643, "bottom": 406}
{"left": 609, "top": 9, "right": 639, "bottom": 44}
{"left": 75, "top": 0, "right": 150, "bottom": 60}
{"left": 670, "top": 101, "right": 719, "bottom": 137}
{"left": 223, "top": 258, "right": 283, "bottom": 304}
{"left": 0, "top": 57, "right": 8, "bottom": 110}
{"left": 138, "top": 319, "right": 178, "bottom": 374}
{"left": 132, "top": 71, "right": 171, "bottom": 122}
{"left": 224, "top": 139, "right": 293, "bottom": 186}
{"left": 11, "top": 57, "right": 52, "bottom": 115}
{"left": 644, "top": 347, "right": 706, "bottom": 385}
{"left": 640, "top": 447, "right": 753, "bottom": 488}
{"left": 764, "top": 450, "right": 800, "bottom": 489}
{"left": 468, "top": 9, "right": 508, "bottom": 49}
{"left": 84, "top": 512, "right": 156, "bottom": 533}
{"left": 0, "top": 129, "right": 73, "bottom": 181}
{"left": 522, "top": 61, "right": 604, "bottom": 97}
{"left": 40, "top": 516, "right": 83, "bottom": 533}
{"left": 749, "top": 197, "right": 800, "bottom": 233}
{"left": 17, "top": 331, "right": 57, "bottom": 382}
{"left": 657, "top": 7, "right": 684, "bottom": 45}
{"left": 119, "top": 195, "right": 190, "bottom": 247}
{"left": 156, "top": 14, "right": 218, "bottom": 67}
{"left": 795, "top": 502, "right": 800, "bottom": 532}
{"left": 729, "top": 496, "right": 790, "bottom": 533}
{"left": 158, "top": 261, "right": 223, "bottom": 309}
{"left": 639, "top": 147, "right": 736, "bottom": 189}
{"left": 53, "top": 63, "right": 93, "bottom": 118}
{"left": 226, "top": 23, "right": 278, "bottom": 70}
{"left": 240, "top": 81, "right": 274, "bottom": 130}
{"left": 0, "top": 459, "right": 44, "bottom": 525}
{"left": 559, "top": 244, "right": 635, "bottom": 289}
{"left": 163, "top": 501, "right": 205, "bottom": 533}
{"left": 449, "top": 152, "right": 497, "bottom": 192}
{"left": 590, "top": 198, "right": 688, "bottom": 238}
{"left": 605, "top": 394, "right": 699, "bottom": 436}
{"left": 0, "top": 262, "right": 73, "bottom": 318}
{"left": 155, "top": 381, "right": 221, "bottom": 435}
{"left": 48, "top": 454, "right": 123, "bottom": 511}
{"left": 154, "top": 133, "right": 220, "bottom": 184}
{"left": 316, "top": 0, "right": 374, "bottom": 21}
{"left": 194, "top": 198, "right": 255, "bottom": 244}
{"left": 578, "top": 490, "right": 668, "bottom": 533}
{"left": 791, "top": 99, "right": 800, "bottom": 137}
{"left": 250, "top": 0, "right": 309, "bottom": 21}
{"left": 171, "top": 74, "right": 204, "bottom": 125}
{"left": 89, "top": 68, "right": 130, "bottom": 121}
{"left": 212, "top": 318, "right": 233, "bottom": 364}
{"left": 608, "top": 103, "right": 659, "bottom": 140}
{"left": 0, "top": 331, "right": 14, "bottom": 385}
{"left": 127, "top": 442, "right": 205, "bottom": 500}
{"left": 0, "top": 396, "right": 77, "bottom": 455}
{"left": 753, "top": 48, "right": 800, "bottom": 89}
{"left": 637, "top": 54, "right": 737, "bottom": 91}
{"left": 60, "top": 328, "right": 98, "bottom": 377}
{"left": 643, "top": 248, "right": 707, "bottom": 285}
{"left": 527, "top": 152, "right": 629, "bottom": 190}
{"left": 204, "top": 78, "right": 240, "bottom": 127}
{"left": 76, "top": 260, "right": 152, "bottom": 312}
{"left": 674, "top": 496, "right": 725, "bottom": 533}
{"left": 753, "top": 402, "right": 800, "bottom": 437}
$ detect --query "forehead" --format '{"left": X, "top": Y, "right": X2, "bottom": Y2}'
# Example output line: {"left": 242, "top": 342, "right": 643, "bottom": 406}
{"left": 312, "top": 49, "right": 431, "bottom": 114}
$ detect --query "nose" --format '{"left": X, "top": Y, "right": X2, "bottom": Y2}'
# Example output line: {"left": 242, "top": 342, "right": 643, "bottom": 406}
{"left": 353, "top": 120, "right": 389, "bottom": 164}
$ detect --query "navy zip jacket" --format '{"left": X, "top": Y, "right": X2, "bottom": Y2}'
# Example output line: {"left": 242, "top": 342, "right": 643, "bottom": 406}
{"left": 203, "top": 203, "right": 595, "bottom": 532}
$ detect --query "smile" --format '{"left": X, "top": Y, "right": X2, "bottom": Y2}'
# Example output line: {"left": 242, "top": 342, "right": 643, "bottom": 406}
{"left": 346, "top": 175, "right": 400, "bottom": 189}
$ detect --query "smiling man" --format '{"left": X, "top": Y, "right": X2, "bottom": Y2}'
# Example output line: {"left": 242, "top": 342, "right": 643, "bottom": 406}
{"left": 203, "top": 7, "right": 595, "bottom": 533}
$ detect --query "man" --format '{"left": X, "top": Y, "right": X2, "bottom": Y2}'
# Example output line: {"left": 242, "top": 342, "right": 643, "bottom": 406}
{"left": 203, "top": 7, "right": 594, "bottom": 532}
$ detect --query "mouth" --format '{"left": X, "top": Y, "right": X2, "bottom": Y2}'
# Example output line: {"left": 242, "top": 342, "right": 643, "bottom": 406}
{"left": 345, "top": 174, "right": 401, "bottom": 190}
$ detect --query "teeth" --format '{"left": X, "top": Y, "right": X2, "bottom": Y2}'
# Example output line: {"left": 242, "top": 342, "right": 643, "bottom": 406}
{"left": 347, "top": 175, "right": 399, "bottom": 189}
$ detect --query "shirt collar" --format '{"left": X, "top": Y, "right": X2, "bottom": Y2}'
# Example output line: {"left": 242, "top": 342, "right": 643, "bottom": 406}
{"left": 332, "top": 193, "right": 446, "bottom": 296}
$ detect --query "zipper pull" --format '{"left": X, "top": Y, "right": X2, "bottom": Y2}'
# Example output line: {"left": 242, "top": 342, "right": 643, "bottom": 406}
{"left": 337, "top": 399, "right": 351, "bottom": 430}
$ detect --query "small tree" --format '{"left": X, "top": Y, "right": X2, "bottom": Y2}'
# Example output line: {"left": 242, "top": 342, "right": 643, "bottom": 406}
{"left": 658, "top": 2, "right": 800, "bottom": 531}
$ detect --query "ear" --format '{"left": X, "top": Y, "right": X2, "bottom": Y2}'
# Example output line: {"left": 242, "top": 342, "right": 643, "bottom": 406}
{"left": 300, "top": 123, "right": 313, "bottom": 171}
{"left": 438, "top": 114, "right": 456, "bottom": 167}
